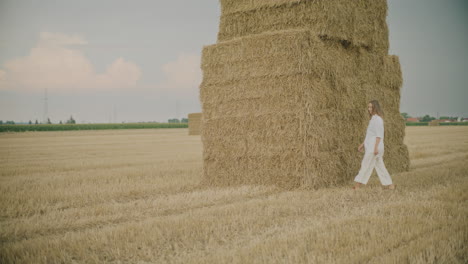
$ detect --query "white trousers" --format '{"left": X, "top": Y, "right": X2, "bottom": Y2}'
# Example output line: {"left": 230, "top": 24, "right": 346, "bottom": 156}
{"left": 354, "top": 152, "right": 393, "bottom": 186}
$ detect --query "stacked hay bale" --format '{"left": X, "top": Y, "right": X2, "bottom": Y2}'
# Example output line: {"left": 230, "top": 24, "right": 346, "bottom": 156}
{"left": 188, "top": 113, "right": 202, "bottom": 135}
{"left": 199, "top": 0, "right": 410, "bottom": 189}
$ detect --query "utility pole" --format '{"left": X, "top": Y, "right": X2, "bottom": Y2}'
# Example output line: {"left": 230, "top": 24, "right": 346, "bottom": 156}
{"left": 176, "top": 101, "right": 180, "bottom": 120}
{"left": 43, "top": 88, "right": 49, "bottom": 124}
{"left": 113, "top": 105, "right": 117, "bottom": 123}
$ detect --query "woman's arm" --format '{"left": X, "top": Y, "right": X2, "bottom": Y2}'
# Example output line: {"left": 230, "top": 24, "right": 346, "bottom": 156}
{"left": 374, "top": 117, "right": 384, "bottom": 155}
{"left": 358, "top": 142, "right": 364, "bottom": 152}
{"left": 374, "top": 137, "right": 381, "bottom": 155}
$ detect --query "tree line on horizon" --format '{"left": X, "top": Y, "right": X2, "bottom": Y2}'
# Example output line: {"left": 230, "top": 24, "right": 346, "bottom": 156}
{"left": 400, "top": 113, "right": 465, "bottom": 122}
{"left": 0, "top": 116, "right": 191, "bottom": 125}
{"left": 0, "top": 116, "right": 76, "bottom": 125}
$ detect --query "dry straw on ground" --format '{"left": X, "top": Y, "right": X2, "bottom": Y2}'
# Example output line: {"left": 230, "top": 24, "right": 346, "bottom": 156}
{"left": 199, "top": 0, "right": 409, "bottom": 189}
{"left": 188, "top": 113, "right": 202, "bottom": 135}
{"left": 0, "top": 126, "right": 468, "bottom": 264}
{"left": 1, "top": 127, "right": 466, "bottom": 263}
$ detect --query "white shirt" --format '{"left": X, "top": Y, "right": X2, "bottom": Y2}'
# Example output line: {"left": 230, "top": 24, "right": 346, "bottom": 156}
{"left": 364, "top": 114, "right": 384, "bottom": 154}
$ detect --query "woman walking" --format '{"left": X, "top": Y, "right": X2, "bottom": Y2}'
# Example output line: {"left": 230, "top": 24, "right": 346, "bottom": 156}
{"left": 353, "top": 100, "right": 396, "bottom": 190}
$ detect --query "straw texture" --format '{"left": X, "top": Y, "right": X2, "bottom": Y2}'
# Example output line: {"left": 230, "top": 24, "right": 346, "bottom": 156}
{"left": 218, "top": 0, "right": 389, "bottom": 54}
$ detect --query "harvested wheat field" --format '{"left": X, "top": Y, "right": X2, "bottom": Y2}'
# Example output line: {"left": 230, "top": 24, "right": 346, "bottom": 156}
{"left": 0, "top": 126, "right": 467, "bottom": 263}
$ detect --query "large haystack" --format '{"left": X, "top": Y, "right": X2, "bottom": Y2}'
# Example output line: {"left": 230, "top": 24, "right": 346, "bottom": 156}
{"left": 199, "top": 0, "right": 410, "bottom": 189}
{"left": 188, "top": 113, "right": 202, "bottom": 135}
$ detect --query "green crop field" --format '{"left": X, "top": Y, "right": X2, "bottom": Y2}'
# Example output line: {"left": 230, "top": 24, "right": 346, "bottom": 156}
{"left": 0, "top": 123, "right": 188, "bottom": 132}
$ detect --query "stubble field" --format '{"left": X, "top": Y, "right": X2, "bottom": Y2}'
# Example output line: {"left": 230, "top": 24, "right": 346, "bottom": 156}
{"left": 0, "top": 127, "right": 467, "bottom": 263}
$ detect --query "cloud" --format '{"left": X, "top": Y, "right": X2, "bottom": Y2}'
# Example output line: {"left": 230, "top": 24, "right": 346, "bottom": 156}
{"left": 94, "top": 57, "right": 142, "bottom": 89}
{"left": 37, "top": 32, "right": 88, "bottom": 48}
{"left": 158, "top": 53, "right": 201, "bottom": 94}
{"left": 0, "top": 32, "right": 142, "bottom": 93}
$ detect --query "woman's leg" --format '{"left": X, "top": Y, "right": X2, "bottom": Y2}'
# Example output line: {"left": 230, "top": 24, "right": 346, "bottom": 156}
{"left": 354, "top": 153, "right": 377, "bottom": 185}
{"left": 374, "top": 155, "right": 393, "bottom": 186}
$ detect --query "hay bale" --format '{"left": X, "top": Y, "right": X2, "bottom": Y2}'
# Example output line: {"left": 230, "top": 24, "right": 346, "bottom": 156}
{"left": 188, "top": 113, "right": 202, "bottom": 135}
{"left": 218, "top": 0, "right": 389, "bottom": 54}
{"left": 199, "top": 0, "right": 409, "bottom": 189}
{"left": 429, "top": 120, "right": 440, "bottom": 126}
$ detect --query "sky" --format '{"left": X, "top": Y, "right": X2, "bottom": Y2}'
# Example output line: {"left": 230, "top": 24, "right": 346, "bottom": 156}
{"left": 0, "top": 0, "right": 467, "bottom": 123}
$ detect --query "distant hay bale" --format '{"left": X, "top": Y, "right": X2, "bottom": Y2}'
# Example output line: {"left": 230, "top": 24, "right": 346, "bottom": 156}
{"left": 429, "top": 120, "right": 440, "bottom": 126}
{"left": 199, "top": 0, "right": 409, "bottom": 189}
{"left": 188, "top": 113, "right": 202, "bottom": 135}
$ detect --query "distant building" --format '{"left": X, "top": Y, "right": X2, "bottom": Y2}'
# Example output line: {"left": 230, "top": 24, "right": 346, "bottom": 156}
{"left": 437, "top": 119, "right": 454, "bottom": 123}
{"left": 406, "top": 117, "right": 420, "bottom": 122}
{"left": 462, "top": 118, "right": 468, "bottom": 122}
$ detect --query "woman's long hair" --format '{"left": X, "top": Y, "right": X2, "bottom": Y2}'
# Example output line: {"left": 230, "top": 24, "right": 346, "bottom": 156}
{"left": 368, "top": 100, "right": 384, "bottom": 119}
